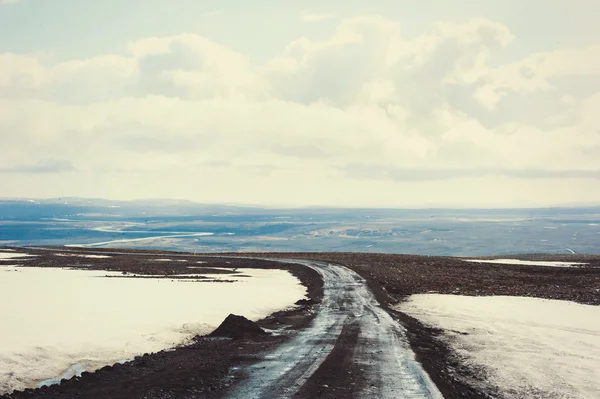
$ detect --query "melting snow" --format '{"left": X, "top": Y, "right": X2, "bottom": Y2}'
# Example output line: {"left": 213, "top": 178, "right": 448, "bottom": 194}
{"left": 396, "top": 295, "right": 600, "bottom": 399}
{"left": 0, "top": 267, "right": 306, "bottom": 394}
{"left": 463, "top": 259, "right": 587, "bottom": 267}
{"left": 54, "top": 253, "right": 111, "bottom": 259}
{"left": 0, "top": 253, "right": 36, "bottom": 261}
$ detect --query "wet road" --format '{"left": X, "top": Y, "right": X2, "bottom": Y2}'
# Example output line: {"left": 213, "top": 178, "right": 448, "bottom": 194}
{"left": 24, "top": 249, "right": 444, "bottom": 397}
{"left": 226, "top": 259, "right": 443, "bottom": 399}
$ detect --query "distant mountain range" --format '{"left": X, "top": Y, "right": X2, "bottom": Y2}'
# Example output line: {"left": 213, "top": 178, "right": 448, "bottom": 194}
{"left": 2, "top": 197, "right": 600, "bottom": 211}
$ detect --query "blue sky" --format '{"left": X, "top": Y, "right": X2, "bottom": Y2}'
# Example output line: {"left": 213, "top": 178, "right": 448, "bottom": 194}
{"left": 1, "top": 0, "right": 599, "bottom": 207}
{"left": 2, "top": 0, "right": 598, "bottom": 61}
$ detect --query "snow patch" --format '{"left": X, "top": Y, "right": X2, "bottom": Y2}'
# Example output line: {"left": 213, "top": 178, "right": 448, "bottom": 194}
{"left": 187, "top": 267, "right": 236, "bottom": 272}
{"left": 0, "top": 267, "right": 306, "bottom": 394}
{"left": 463, "top": 259, "right": 587, "bottom": 267}
{"left": 54, "top": 253, "right": 111, "bottom": 259}
{"left": 396, "top": 295, "right": 600, "bottom": 399}
{"left": 0, "top": 253, "right": 36, "bottom": 261}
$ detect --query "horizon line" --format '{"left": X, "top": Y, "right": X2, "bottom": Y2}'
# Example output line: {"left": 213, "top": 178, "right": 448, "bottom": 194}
{"left": 1, "top": 196, "right": 599, "bottom": 211}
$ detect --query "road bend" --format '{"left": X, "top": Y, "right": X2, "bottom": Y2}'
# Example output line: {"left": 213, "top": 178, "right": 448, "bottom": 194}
{"left": 225, "top": 259, "right": 443, "bottom": 399}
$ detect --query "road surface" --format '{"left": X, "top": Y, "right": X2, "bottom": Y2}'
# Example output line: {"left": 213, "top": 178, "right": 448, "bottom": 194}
{"left": 226, "top": 259, "right": 443, "bottom": 399}
{"left": 23, "top": 248, "right": 444, "bottom": 398}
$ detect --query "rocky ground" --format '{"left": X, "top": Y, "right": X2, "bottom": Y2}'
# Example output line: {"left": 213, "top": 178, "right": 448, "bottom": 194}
{"left": 1, "top": 247, "right": 598, "bottom": 398}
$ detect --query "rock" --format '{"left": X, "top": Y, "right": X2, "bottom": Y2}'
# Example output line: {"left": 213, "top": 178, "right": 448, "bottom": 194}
{"left": 209, "top": 314, "right": 267, "bottom": 339}
{"left": 295, "top": 298, "right": 314, "bottom": 306}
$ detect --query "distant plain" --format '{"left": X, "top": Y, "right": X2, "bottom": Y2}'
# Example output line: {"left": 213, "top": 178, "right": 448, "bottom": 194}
{"left": 1, "top": 198, "right": 599, "bottom": 255}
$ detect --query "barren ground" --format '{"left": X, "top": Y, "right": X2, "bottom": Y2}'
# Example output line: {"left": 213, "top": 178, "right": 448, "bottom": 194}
{"left": 1, "top": 247, "right": 598, "bottom": 398}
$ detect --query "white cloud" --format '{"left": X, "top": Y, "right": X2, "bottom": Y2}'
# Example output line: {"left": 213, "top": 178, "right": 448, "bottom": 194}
{"left": 200, "top": 10, "right": 221, "bottom": 18}
{"left": 0, "top": 159, "right": 74, "bottom": 173}
{"left": 300, "top": 12, "right": 336, "bottom": 22}
{"left": 1, "top": 16, "right": 599, "bottom": 206}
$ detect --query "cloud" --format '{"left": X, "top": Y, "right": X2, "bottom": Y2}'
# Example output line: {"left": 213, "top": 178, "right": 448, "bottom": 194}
{"left": 0, "top": 159, "right": 75, "bottom": 174}
{"left": 270, "top": 144, "right": 330, "bottom": 159}
{"left": 201, "top": 10, "right": 222, "bottom": 18}
{"left": 301, "top": 12, "right": 336, "bottom": 22}
{"left": 343, "top": 164, "right": 600, "bottom": 181}
{"left": 0, "top": 0, "right": 20, "bottom": 4}
{"left": 1, "top": 15, "right": 599, "bottom": 205}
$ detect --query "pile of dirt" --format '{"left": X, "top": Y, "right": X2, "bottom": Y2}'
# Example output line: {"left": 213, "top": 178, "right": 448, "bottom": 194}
{"left": 209, "top": 314, "right": 267, "bottom": 339}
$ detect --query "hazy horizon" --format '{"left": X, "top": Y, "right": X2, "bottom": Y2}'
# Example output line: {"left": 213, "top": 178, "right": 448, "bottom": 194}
{"left": 3, "top": 196, "right": 600, "bottom": 210}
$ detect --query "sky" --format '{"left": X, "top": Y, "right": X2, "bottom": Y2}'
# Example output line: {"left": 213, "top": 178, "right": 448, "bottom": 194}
{"left": 1, "top": 0, "right": 599, "bottom": 208}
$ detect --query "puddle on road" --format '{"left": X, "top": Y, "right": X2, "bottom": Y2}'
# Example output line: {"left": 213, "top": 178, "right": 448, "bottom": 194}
{"left": 0, "top": 266, "right": 306, "bottom": 394}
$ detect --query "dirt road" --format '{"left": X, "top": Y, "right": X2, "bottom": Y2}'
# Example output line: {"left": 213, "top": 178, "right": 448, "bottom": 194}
{"left": 4, "top": 248, "right": 598, "bottom": 398}
{"left": 225, "top": 259, "right": 443, "bottom": 399}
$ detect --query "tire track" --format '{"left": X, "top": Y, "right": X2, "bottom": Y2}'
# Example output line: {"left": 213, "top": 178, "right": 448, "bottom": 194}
{"left": 225, "top": 259, "right": 443, "bottom": 399}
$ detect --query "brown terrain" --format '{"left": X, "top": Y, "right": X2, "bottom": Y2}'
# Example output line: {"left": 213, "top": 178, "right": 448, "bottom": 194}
{"left": 1, "top": 246, "right": 598, "bottom": 399}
